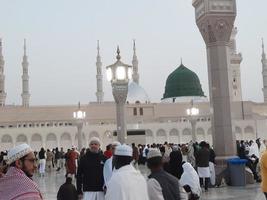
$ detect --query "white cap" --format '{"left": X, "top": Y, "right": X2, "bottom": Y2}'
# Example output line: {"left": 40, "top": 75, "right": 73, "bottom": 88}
{"left": 112, "top": 141, "right": 121, "bottom": 146}
{"left": 7, "top": 143, "right": 33, "bottom": 165}
{"left": 114, "top": 144, "right": 133, "bottom": 156}
{"left": 172, "top": 145, "right": 179, "bottom": 151}
{"left": 147, "top": 148, "right": 162, "bottom": 159}
{"left": 89, "top": 137, "right": 100, "bottom": 145}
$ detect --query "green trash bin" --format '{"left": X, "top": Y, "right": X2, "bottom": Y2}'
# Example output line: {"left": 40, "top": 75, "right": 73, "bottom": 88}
{"left": 227, "top": 158, "right": 247, "bottom": 186}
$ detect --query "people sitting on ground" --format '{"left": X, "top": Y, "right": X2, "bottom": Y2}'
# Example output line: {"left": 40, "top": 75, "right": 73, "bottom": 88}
{"left": 180, "top": 162, "right": 201, "bottom": 200}
{"left": 57, "top": 176, "right": 78, "bottom": 200}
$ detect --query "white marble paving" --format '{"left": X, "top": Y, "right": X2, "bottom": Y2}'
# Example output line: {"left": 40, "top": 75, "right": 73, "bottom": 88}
{"left": 33, "top": 166, "right": 265, "bottom": 200}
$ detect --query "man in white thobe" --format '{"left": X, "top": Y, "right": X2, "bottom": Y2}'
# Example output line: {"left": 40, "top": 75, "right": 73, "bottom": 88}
{"left": 103, "top": 141, "right": 120, "bottom": 186}
{"left": 105, "top": 144, "right": 149, "bottom": 200}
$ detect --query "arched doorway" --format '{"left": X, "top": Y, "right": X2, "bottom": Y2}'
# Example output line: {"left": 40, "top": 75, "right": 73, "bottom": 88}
{"left": 16, "top": 134, "right": 28, "bottom": 146}
{"left": 31, "top": 133, "right": 43, "bottom": 151}
{"left": 1, "top": 134, "right": 13, "bottom": 151}
{"left": 46, "top": 133, "right": 57, "bottom": 150}
{"left": 60, "top": 132, "right": 72, "bottom": 150}
{"left": 169, "top": 129, "right": 179, "bottom": 144}
{"left": 155, "top": 129, "right": 167, "bottom": 144}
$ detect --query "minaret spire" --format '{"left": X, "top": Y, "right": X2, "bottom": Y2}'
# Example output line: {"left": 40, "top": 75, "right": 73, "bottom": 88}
{"left": 229, "top": 27, "right": 243, "bottom": 102}
{"left": 24, "top": 38, "right": 27, "bottom": 56}
{"left": 0, "top": 38, "right": 7, "bottom": 106}
{"left": 262, "top": 38, "right": 266, "bottom": 59}
{"left": 132, "top": 39, "right": 139, "bottom": 84}
{"left": 262, "top": 38, "right": 267, "bottom": 103}
{"left": 95, "top": 40, "right": 104, "bottom": 103}
{"left": 21, "top": 39, "right": 30, "bottom": 107}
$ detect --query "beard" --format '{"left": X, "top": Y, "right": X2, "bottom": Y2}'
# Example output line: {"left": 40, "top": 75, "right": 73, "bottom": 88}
{"left": 22, "top": 164, "right": 33, "bottom": 178}
{"left": 90, "top": 148, "right": 99, "bottom": 153}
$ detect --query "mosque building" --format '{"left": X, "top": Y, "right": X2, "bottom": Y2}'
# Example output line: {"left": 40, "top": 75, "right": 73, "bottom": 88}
{"left": 0, "top": 28, "right": 267, "bottom": 151}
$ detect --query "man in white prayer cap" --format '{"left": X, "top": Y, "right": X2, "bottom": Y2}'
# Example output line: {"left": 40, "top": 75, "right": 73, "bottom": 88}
{"left": 105, "top": 144, "right": 149, "bottom": 200}
{"left": 77, "top": 137, "right": 106, "bottom": 200}
{"left": 0, "top": 143, "right": 43, "bottom": 199}
{"left": 103, "top": 141, "right": 121, "bottom": 187}
{"left": 146, "top": 148, "right": 188, "bottom": 200}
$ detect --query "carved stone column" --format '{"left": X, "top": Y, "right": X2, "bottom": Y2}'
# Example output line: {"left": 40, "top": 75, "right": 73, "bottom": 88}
{"left": 76, "top": 121, "right": 83, "bottom": 151}
{"left": 192, "top": 0, "right": 237, "bottom": 161}
{"left": 112, "top": 82, "right": 128, "bottom": 144}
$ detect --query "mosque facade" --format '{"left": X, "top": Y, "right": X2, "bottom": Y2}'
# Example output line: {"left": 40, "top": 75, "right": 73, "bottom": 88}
{"left": 0, "top": 28, "right": 267, "bottom": 151}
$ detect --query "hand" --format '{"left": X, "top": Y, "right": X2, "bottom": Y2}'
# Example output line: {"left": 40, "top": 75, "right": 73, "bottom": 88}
{"left": 103, "top": 186, "right": 107, "bottom": 195}
{"left": 78, "top": 194, "right": 83, "bottom": 200}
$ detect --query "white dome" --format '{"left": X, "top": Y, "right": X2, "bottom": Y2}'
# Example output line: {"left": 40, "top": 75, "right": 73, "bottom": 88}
{"left": 127, "top": 82, "right": 150, "bottom": 104}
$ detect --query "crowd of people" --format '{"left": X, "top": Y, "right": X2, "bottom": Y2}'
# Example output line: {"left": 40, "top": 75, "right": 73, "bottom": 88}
{"left": 0, "top": 137, "right": 267, "bottom": 200}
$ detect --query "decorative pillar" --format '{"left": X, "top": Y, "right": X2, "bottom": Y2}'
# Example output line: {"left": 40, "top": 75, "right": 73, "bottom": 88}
{"left": 190, "top": 119, "right": 197, "bottom": 143}
{"left": 106, "top": 47, "right": 132, "bottom": 144}
{"left": 112, "top": 83, "right": 128, "bottom": 143}
{"left": 192, "top": 0, "right": 237, "bottom": 160}
{"left": 262, "top": 38, "right": 267, "bottom": 102}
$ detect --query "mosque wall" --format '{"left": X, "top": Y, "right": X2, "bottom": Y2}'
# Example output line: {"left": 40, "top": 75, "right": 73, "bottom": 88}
{"left": 0, "top": 102, "right": 265, "bottom": 152}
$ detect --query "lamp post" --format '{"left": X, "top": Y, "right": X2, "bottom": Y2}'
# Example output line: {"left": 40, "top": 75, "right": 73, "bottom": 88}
{"left": 73, "top": 102, "right": 86, "bottom": 151}
{"left": 186, "top": 102, "right": 199, "bottom": 143}
{"left": 106, "top": 47, "right": 132, "bottom": 144}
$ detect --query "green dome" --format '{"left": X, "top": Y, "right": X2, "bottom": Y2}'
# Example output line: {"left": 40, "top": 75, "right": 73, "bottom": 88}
{"left": 163, "top": 64, "right": 205, "bottom": 99}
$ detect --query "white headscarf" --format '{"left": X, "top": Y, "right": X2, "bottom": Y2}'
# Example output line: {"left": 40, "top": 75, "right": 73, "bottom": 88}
{"left": 249, "top": 141, "right": 260, "bottom": 158}
{"left": 180, "top": 162, "right": 201, "bottom": 197}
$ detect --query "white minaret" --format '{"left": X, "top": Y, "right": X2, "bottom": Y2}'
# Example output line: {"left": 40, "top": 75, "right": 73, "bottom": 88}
{"left": 262, "top": 38, "right": 267, "bottom": 102}
{"left": 132, "top": 40, "right": 139, "bottom": 84}
{"left": 229, "top": 27, "right": 243, "bottom": 101}
{"left": 0, "top": 38, "right": 6, "bottom": 107}
{"left": 95, "top": 40, "right": 104, "bottom": 103}
{"left": 21, "top": 39, "right": 30, "bottom": 107}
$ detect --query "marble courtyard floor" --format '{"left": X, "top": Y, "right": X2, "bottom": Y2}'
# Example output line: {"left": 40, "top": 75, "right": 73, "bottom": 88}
{"left": 33, "top": 167, "right": 265, "bottom": 200}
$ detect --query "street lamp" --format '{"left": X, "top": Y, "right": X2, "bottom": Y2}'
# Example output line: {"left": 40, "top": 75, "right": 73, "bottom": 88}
{"left": 73, "top": 102, "right": 86, "bottom": 151}
{"left": 106, "top": 46, "right": 132, "bottom": 144}
{"left": 186, "top": 101, "right": 199, "bottom": 143}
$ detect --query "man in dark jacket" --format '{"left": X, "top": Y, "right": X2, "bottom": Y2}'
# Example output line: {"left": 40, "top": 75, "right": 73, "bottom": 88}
{"left": 195, "top": 141, "right": 210, "bottom": 191}
{"left": 76, "top": 137, "right": 106, "bottom": 200}
{"left": 57, "top": 177, "right": 78, "bottom": 200}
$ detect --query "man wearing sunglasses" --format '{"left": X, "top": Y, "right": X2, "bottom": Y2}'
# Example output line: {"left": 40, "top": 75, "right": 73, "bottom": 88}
{"left": 0, "top": 143, "right": 43, "bottom": 199}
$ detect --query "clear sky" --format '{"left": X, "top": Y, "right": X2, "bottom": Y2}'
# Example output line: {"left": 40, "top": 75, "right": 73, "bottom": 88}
{"left": 0, "top": 0, "right": 266, "bottom": 105}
